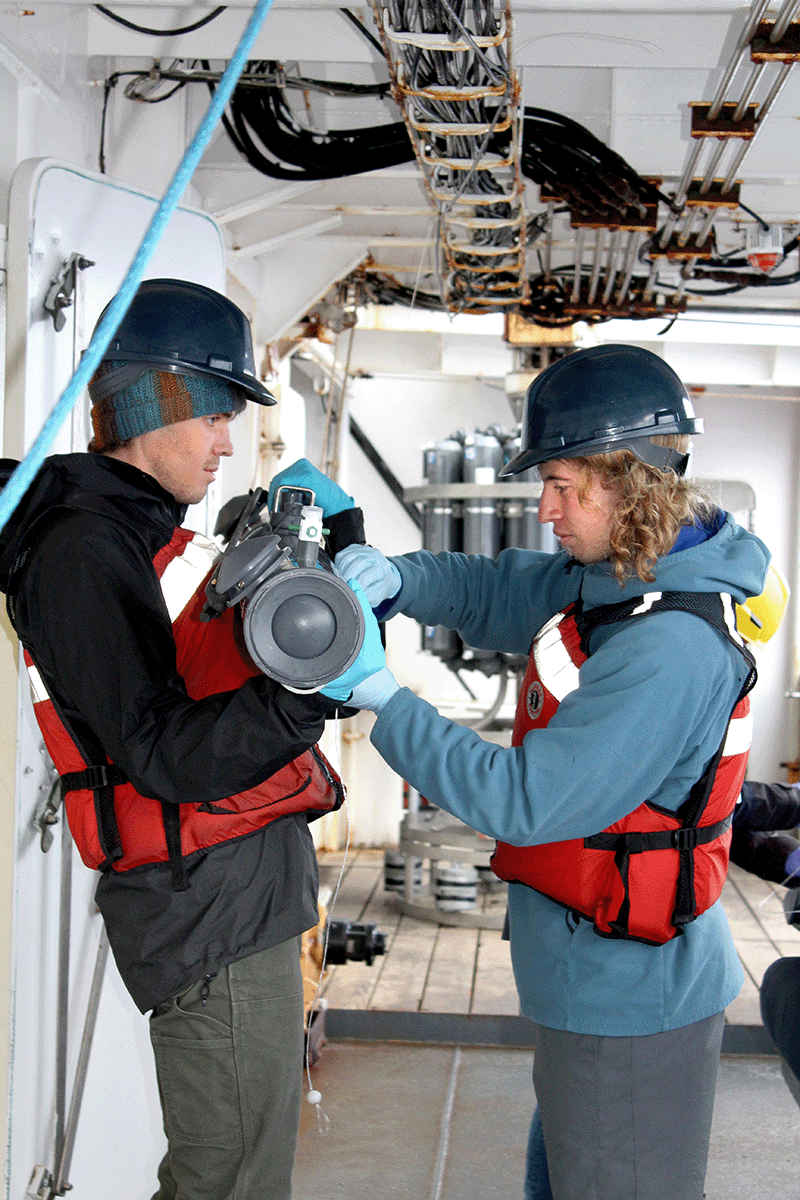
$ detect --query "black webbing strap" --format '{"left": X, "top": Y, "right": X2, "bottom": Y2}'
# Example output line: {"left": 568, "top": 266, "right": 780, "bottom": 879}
{"left": 575, "top": 588, "right": 756, "bottom": 936}
{"left": 585, "top": 815, "right": 733, "bottom": 855}
{"left": 160, "top": 801, "right": 189, "bottom": 892}
{"left": 60, "top": 763, "right": 127, "bottom": 866}
{"left": 586, "top": 815, "right": 733, "bottom": 937}
{"left": 669, "top": 740, "right": 728, "bottom": 929}
{"left": 576, "top": 590, "right": 750, "bottom": 670}
{"left": 60, "top": 764, "right": 128, "bottom": 792}
{"left": 62, "top": 765, "right": 189, "bottom": 891}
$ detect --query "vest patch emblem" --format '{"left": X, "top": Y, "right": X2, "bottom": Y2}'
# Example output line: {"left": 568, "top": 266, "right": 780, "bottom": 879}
{"left": 526, "top": 681, "right": 545, "bottom": 720}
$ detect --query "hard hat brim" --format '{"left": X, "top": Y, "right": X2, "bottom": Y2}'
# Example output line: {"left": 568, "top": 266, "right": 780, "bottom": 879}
{"left": 102, "top": 352, "right": 276, "bottom": 406}
{"left": 500, "top": 424, "right": 702, "bottom": 478}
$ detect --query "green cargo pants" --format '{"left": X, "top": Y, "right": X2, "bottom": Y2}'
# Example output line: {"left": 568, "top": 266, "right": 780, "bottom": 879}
{"left": 148, "top": 936, "right": 305, "bottom": 1200}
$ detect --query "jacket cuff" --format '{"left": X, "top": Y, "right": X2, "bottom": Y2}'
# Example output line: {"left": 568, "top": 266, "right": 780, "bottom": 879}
{"left": 277, "top": 685, "right": 357, "bottom": 720}
{"left": 325, "top": 507, "right": 366, "bottom": 558}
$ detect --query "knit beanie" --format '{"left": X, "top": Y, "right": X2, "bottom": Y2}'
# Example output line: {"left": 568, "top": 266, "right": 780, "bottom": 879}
{"left": 89, "top": 360, "right": 247, "bottom": 452}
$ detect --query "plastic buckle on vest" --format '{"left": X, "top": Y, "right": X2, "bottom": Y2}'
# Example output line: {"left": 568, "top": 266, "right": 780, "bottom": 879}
{"left": 82, "top": 765, "right": 113, "bottom": 790}
{"left": 671, "top": 827, "right": 698, "bottom": 851}
{"left": 61, "top": 763, "right": 125, "bottom": 792}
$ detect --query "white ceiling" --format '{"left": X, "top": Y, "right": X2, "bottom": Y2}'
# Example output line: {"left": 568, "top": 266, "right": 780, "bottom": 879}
{"left": 4, "top": 0, "right": 799, "bottom": 344}
{"left": 71, "top": 0, "right": 800, "bottom": 321}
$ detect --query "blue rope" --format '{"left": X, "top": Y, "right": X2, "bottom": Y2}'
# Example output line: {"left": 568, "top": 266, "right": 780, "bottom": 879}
{"left": 0, "top": 0, "right": 275, "bottom": 535}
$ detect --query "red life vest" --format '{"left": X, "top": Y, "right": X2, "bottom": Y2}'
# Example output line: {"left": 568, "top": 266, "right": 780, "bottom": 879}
{"left": 490, "top": 591, "right": 756, "bottom": 944}
{"left": 25, "top": 527, "right": 343, "bottom": 890}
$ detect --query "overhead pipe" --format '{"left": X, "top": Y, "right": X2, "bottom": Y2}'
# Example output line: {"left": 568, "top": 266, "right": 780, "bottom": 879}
{"left": 673, "top": 256, "right": 699, "bottom": 304}
{"left": 642, "top": 259, "right": 660, "bottom": 301}
{"left": 697, "top": 139, "right": 729, "bottom": 193}
{"left": 587, "top": 229, "right": 606, "bottom": 304}
{"left": 694, "top": 207, "right": 717, "bottom": 248}
{"left": 659, "top": 142, "right": 703, "bottom": 247}
{"left": 721, "top": 62, "right": 794, "bottom": 191}
{"left": 770, "top": 0, "right": 800, "bottom": 43}
{"left": 615, "top": 230, "right": 644, "bottom": 307}
{"left": 660, "top": 0, "right": 770, "bottom": 250}
{"left": 677, "top": 209, "right": 698, "bottom": 247}
{"left": 707, "top": 0, "right": 771, "bottom": 119}
{"left": 542, "top": 200, "right": 555, "bottom": 280}
{"left": 732, "top": 62, "right": 767, "bottom": 120}
{"left": 571, "top": 228, "right": 587, "bottom": 303}
{"left": 601, "top": 229, "right": 623, "bottom": 306}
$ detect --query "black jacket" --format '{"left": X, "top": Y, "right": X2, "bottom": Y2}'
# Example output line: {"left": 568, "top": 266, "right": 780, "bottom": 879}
{"left": 0, "top": 453, "right": 359, "bottom": 1010}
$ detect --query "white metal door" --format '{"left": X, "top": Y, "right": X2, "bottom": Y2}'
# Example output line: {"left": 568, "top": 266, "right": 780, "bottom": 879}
{"left": 4, "top": 158, "right": 225, "bottom": 1200}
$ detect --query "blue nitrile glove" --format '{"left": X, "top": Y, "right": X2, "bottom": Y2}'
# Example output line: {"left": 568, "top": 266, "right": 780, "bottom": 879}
{"left": 348, "top": 667, "right": 400, "bottom": 713}
{"left": 267, "top": 459, "right": 354, "bottom": 518}
{"left": 321, "top": 580, "right": 385, "bottom": 701}
{"left": 785, "top": 847, "right": 800, "bottom": 883}
{"left": 334, "top": 544, "right": 402, "bottom": 608}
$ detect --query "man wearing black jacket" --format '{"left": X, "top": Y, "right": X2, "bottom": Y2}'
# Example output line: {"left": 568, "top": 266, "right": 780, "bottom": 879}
{"left": 731, "top": 779, "right": 800, "bottom": 885}
{"left": 0, "top": 279, "right": 380, "bottom": 1200}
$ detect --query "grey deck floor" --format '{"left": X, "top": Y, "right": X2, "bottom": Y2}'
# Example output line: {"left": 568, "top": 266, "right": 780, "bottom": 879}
{"left": 295, "top": 853, "right": 800, "bottom": 1200}
{"left": 294, "top": 1045, "right": 800, "bottom": 1200}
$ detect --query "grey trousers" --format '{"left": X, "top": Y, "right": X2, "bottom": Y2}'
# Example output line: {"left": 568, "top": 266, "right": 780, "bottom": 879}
{"left": 148, "top": 937, "right": 305, "bottom": 1200}
{"left": 533, "top": 1011, "right": 725, "bottom": 1200}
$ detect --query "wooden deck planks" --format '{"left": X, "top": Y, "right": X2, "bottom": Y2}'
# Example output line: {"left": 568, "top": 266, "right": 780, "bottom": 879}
{"left": 318, "top": 851, "right": 383, "bottom": 924}
{"left": 321, "top": 862, "right": 405, "bottom": 1011}
{"left": 721, "top": 872, "right": 768, "bottom": 939}
{"left": 368, "top": 916, "right": 440, "bottom": 1011}
{"left": 420, "top": 926, "right": 480, "bottom": 1014}
{"left": 737, "top": 938, "right": 787, "bottom": 990}
{"left": 321, "top": 957, "right": 381, "bottom": 1011}
{"left": 472, "top": 929, "right": 519, "bottom": 1016}
{"left": 318, "top": 852, "right": 800, "bottom": 1025}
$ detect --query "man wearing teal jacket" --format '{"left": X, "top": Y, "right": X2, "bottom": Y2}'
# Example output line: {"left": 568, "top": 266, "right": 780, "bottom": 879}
{"left": 271, "top": 344, "right": 770, "bottom": 1200}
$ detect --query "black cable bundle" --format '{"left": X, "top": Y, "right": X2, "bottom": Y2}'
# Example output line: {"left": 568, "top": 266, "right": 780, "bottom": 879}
{"left": 521, "top": 108, "right": 669, "bottom": 223}
{"left": 518, "top": 273, "right": 602, "bottom": 327}
{"left": 358, "top": 275, "right": 445, "bottom": 310}
{"left": 688, "top": 264, "right": 800, "bottom": 293}
{"left": 216, "top": 82, "right": 664, "bottom": 215}
{"left": 645, "top": 230, "right": 800, "bottom": 295}
{"left": 219, "top": 61, "right": 414, "bottom": 180}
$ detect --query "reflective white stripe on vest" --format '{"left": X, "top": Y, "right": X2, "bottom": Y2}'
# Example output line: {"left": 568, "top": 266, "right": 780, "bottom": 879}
{"left": 27, "top": 661, "right": 50, "bottom": 704}
{"left": 720, "top": 591, "right": 746, "bottom": 647}
{"left": 630, "top": 591, "right": 662, "bottom": 615}
{"left": 533, "top": 612, "right": 580, "bottom": 702}
{"left": 160, "top": 533, "right": 219, "bottom": 621}
{"left": 723, "top": 705, "right": 753, "bottom": 758}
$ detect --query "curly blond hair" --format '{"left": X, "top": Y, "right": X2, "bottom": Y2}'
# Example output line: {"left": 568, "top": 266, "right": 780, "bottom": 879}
{"left": 569, "top": 436, "right": 714, "bottom": 584}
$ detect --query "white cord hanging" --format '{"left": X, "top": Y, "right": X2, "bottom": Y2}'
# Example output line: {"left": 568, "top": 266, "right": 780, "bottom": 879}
{"left": 303, "top": 711, "right": 353, "bottom": 1133}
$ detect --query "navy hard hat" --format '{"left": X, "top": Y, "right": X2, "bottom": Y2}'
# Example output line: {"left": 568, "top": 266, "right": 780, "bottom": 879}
{"left": 92, "top": 278, "right": 275, "bottom": 406}
{"left": 501, "top": 344, "right": 702, "bottom": 478}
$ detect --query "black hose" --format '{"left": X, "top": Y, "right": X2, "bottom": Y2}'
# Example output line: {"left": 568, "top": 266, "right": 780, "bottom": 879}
{"left": 94, "top": 4, "right": 226, "bottom": 35}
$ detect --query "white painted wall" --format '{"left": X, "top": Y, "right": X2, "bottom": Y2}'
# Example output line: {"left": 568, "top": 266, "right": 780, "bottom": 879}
{"left": 689, "top": 389, "right": 800, "bottom": 781}
{"left": 2, "top": 159, "right": 233, "bottom": 1200}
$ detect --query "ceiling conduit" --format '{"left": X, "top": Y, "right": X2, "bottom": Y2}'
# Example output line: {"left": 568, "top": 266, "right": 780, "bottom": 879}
{"left": 643, "top": 0, "right": 800, "bottom": 306}
{"left": 370, "top": 0, "right": 527, "bottom": 313}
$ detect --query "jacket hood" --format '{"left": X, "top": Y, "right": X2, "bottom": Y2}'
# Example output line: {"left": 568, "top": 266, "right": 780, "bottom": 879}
{"left": 0, "top": 453, "right": 185, "bottom": 596}
{"left": 580, "top": 512, "right": 771, "bottom": 609}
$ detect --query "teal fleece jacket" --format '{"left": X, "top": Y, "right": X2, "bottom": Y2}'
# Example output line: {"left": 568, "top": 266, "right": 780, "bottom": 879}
{"left": 371, "top": 514, "right": 770, "bottom": 1035}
